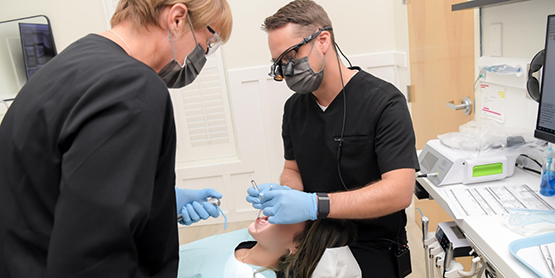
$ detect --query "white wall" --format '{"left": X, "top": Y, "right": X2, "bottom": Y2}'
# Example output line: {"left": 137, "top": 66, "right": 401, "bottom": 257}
{"left": 476, "top": 0, "right": 555, "bottom": 130}
{"left": 393, "top": 1, "right": 410, "bottom": 100}
{"left": 223, "top": 0, "right": 399, "bottom": 69}
{"left": 0, "top": 0, "right": 404, "bottom": 71}
{"left": 481, "top": 0, "right": 554, "bottom": 59}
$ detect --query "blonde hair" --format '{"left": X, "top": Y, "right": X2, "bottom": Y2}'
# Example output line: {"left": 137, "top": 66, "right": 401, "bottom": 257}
{"left": 110, "top": 0, "right": 232, "bottom": 43}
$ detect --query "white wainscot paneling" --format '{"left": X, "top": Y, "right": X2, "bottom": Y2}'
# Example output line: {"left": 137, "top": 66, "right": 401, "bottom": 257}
{"left": 350, "top": 51, "right": 409, "bottom": 97}
{"left": 175, "top": 51, "right": 408, "bottom": 227}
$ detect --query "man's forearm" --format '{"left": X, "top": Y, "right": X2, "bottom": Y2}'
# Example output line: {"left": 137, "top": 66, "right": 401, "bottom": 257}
{"left": 280, "top": 167, "right": 304, "bottom": 191}
{"left": 327, "top": 168, "right": 415, "bottom": 219}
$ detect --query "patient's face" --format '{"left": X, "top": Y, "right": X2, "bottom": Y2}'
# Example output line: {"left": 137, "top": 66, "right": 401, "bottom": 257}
{"left": 248, "top": 216, "right": 306, "bottom": 254}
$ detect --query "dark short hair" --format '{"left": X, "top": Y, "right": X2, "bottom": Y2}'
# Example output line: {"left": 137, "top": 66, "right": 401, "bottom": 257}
{"left": 262, "top": 0, "right": 335, "bottom": 42}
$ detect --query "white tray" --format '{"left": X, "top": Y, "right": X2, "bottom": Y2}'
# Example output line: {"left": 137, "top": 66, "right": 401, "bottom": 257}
{"left": 509, "top": 231, "right": 555, "bottom": 278}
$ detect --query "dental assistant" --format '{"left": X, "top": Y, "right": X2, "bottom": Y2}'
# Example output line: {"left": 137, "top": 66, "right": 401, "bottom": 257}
{"left": 0, "top": 0, "right": 231, "bottom": 277}
{"left": 247, "top": 1, "right": 418, "bottom": 277}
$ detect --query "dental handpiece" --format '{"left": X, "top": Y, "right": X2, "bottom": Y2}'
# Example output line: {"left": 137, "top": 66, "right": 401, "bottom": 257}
{"left": 177, "top": 197, "right": 221, "bottom": 222}
{"left": 207, "top": 197, "right": 221, "bottom": 207}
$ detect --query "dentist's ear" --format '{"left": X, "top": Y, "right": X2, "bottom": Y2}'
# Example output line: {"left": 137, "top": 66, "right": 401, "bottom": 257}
{"left": 166, "top": 3, "right": 189, "bottom": 35}
{"left": 317, "top": 30, "right": 331, "bottom": 55}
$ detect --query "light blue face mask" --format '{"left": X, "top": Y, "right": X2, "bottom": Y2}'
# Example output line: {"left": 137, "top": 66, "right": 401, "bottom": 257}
{"left": 157, "top": 17, "right": 207, "bottom": 89}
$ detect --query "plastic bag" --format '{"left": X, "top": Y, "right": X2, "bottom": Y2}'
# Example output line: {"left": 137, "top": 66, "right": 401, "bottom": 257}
{"left": 502, "top": 208, "right": 555, "bottom": 236}
{"left": 438, "top": 119, "right": 540, "bottom": 158}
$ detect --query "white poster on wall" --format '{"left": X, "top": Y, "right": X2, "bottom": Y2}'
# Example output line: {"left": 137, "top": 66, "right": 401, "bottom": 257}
{"left": 480, "top": 82, "right": 506, "bottom": 123}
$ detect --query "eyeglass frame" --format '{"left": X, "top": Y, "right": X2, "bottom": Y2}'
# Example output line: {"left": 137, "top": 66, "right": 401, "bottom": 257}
{"left": 206, "top": 26, "right": 222, "bottom": 56}
{"left": 268, "top": 26, "right": 332, "bottom": 81}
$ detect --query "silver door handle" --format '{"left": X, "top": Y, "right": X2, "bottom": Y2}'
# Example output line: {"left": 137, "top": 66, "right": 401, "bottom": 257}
{"left": 446, "top": 97, "right": 472, "bottom": 115}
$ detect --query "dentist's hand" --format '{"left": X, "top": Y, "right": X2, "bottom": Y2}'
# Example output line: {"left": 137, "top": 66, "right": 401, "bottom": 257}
{"left": 246, "top": 183, "right": 288, "bottom": 209}
{"left": 175, "top": 188, "right": 222, "bottom": 225}
{"left": 260, "top": 189, "right": 318, "bottom": 224}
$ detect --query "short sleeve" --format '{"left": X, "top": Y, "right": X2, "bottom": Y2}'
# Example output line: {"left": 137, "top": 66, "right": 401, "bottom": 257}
{"left": 374, "top": 92, "right": 420, "bottom": 174}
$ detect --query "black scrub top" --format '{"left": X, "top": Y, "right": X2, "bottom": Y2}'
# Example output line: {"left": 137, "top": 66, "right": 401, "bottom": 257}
{"left": 282, "top": 67, "right": 419, "bottom": 275}
{"left": 0, "top": 34, "right": 178, "bottom": 278}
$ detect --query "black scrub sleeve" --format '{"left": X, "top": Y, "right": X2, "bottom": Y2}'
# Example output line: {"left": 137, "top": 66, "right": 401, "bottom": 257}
{"left": 374, "top": 91, "right": 420, "bottom": 174}
{"left": 282, "top": 98, "right": 295, "bottom": 161}
{"left": 44, "top": 74, "right": 176, "bottom": 277}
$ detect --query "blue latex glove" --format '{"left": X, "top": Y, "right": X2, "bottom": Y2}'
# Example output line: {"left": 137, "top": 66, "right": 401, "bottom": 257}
{"left": 175, "top": 188, "right": 222, "bottom": 225}
{"left": 259, "top": 189, "right": 318, "bottom": 224}
{"left": 246, "top": 183, "right": 288, "bottom": 209}
{"left": 178, "top": 201, "right": 221, "bottom": 226}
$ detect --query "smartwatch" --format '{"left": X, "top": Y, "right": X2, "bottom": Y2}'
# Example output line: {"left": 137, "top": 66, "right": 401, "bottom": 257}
{"left": 316, "top": 193, "right": 330, "bottom": 219}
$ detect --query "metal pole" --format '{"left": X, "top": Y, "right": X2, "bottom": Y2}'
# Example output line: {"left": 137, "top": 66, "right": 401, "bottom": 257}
{"left": 422, "top": 216, "right": 431, "bottom": 278}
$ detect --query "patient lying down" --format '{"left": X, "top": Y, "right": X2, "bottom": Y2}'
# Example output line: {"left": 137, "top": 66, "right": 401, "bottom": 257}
{"left": 177, "top": 217, "right": 361, "bottom": 278}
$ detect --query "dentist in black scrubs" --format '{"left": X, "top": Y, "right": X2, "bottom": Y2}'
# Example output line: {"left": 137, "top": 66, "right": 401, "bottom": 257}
{"left": 247, "top": 1, "right": 419, "bottom": 277}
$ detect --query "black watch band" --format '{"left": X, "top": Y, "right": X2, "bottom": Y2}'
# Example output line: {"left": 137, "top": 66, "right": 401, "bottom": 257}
{"left": 316, "top": 193, "right": 330, "bottom": 219}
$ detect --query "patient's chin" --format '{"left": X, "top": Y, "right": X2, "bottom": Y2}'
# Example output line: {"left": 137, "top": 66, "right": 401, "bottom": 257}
{"left": 248, "top": 222, "right": 257, "bottom": 236}
{"left": 248, "top": 217, "right": 271, "bottom": 238}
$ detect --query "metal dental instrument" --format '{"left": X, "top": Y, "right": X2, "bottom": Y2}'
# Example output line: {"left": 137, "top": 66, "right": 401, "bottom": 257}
{"left": 251, "top": 180, "right": 273, "bottom": 219}
{"left": 177, "top": 197, "right": 221, "bottom": 222}
{"left": 540, "top": 244, "right": 555, "bottom": 278}
{"left": 251, "top": 180, "right": 263, "bottom": 218}
{"left": 251, "top": 180, "right": 260, "bottom": 197}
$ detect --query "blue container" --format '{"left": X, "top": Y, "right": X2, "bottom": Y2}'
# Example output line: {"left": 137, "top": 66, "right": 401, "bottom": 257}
{"left": 540, "top": 146, "right": 555, "bottom": 197}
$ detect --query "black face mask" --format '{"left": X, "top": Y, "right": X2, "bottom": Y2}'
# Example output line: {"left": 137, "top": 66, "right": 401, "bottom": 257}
{"left": 157, "top": 16, "right": 207, "bottom": 89}
{"left": 283, "top": 42, "right": 326, "bottom": 94}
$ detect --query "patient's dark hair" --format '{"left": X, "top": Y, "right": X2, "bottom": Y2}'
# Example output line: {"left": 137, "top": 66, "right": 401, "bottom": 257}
{"left": 278, "top": 219, "right": 357, "bottom": 278}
